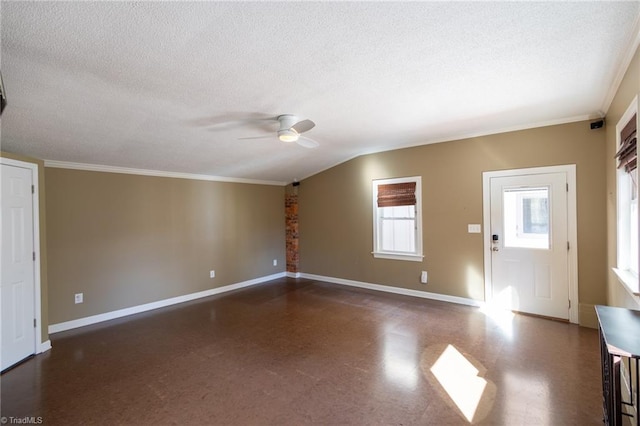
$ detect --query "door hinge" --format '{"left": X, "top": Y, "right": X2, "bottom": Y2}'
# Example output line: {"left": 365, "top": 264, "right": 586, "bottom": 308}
{"left": 33, "top": 251, "right": 36, "bottom": 261}
{"left": 567, "top": 241, "right": 570, "bottom": 251}
{"left": 568, "top": 300, "right": 571, "bottom": 309}
{"left": 31, "top": 184, "right": 35, "bottom": 194}
{"left": 566, "top": 183, "right": 569, "bottom": 192}
{"left": 33, "top": 318, "right": 37, "bottom": 328}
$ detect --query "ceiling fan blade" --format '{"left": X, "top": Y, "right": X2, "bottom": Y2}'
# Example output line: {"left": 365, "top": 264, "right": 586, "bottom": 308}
{"left": 296, "top": 136, "right": 319, "bottom": 149}
{"left": 291, "top": 119, "right": 315, "bottom": 134}
{"left": 238, "top": 135, "right": 273, "bottom": 140}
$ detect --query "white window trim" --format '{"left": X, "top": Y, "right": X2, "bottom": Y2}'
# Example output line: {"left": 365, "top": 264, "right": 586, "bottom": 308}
{"left": 372, "top": 176, "right": 424, "bottom": 262}
{"left": 613, "top": 268, "right": 639, "bottom": 297}
{"left": 614, "top": 94, "right": 639, "bottom": 296}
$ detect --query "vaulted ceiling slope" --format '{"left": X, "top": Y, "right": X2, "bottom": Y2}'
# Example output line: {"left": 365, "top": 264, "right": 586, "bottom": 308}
{"left": 1, "top": 2, "right": 639, "bottom": 184}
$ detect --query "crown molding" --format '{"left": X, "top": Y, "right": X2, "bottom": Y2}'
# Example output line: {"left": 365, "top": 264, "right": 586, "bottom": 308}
{"left": 43, "top": 160, "right": 287, "bottom": 186}
{"left": 601, "top": 12, "right": 640, "bottom": 114}
{"left": 298, "top": 113, "right": 596, "bottom": 182}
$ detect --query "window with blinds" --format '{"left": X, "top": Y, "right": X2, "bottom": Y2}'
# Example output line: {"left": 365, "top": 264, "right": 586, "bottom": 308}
{"left": 614, "top": 96, "right": 639, "bottom": 292}
{"left": 616, "top": 113, "right": 637, "bottom": 173}
{"left": 372, "top": 177, "right": 423, "bottom": 261}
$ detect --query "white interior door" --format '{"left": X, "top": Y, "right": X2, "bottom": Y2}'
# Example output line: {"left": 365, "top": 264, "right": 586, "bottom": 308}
{"left": 1, "top": 163, "right": 36, "bottom": 371}
{"left": 489, "top": 172, "right": 570, "bottom": 320}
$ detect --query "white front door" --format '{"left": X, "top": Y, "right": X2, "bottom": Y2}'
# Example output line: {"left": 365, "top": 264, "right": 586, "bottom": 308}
{"left": 1, "top": 163, "right": 36, "bottom": 371}
{"left": 488, "top": 171, "right": 570, "bottom": 320}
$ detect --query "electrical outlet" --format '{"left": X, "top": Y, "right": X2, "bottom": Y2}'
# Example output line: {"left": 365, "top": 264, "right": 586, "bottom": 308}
{"left": 420, "top": 271, "right": 428, "bottom": 284}
{"left": 273, "top": 259, "right": 277, "bottom": 266}
{"left": 75, "top": 293, "right": 83, "bottom": 304}
{"left": 210, "top": 270, "right": 215, "bottom": 278}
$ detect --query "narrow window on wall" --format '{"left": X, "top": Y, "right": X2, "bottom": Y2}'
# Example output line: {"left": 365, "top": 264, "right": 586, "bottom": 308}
{"left": 615, "top": 96, "right": 638, "bottom": 292}
{"left": 372, "top": 176, "right": 423, "bottom": 262}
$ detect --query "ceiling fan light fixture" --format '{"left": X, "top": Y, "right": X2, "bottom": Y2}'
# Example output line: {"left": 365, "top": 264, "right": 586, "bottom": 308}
{"left": 238, "top": 114, "right": 317, "bottom": 148}
{"left": 278, "top": 129, "right": 299, "bottom": 142}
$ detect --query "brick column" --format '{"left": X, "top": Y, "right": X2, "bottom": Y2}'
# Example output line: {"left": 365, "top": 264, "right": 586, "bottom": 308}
{"left": 285, "top": 186, "right": 299, "bottom": 274}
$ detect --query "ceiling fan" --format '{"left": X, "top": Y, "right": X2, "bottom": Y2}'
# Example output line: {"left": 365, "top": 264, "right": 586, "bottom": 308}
{"left": 239, "top": 114, "right": 319, "bottom": 148}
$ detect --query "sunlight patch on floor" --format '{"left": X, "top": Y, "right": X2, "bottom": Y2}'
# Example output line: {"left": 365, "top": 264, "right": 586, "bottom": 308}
{"left": 479, "top": 301, "right": 515, "bottom": 340}
{"left": 430, "top": 345, "right": 486, "bottom": 422}
{"left": 421, "top": 343, "right": 496, "bottom": 423}
{"left": 492, "top": 285, "right": 519, "bottom": 312}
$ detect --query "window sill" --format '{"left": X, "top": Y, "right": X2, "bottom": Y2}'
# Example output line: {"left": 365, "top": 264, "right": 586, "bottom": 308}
{"left": 372, "top": 252, "right": 424, "bottom": 262}
{"left": 613, "top": 268, "right": 640, "bottom": 297}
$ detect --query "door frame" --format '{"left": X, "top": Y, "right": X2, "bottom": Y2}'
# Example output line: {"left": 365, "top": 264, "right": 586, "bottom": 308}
{"left": 482, "top": 165, "right": 579, "bottom": 324}
{"left": 1, "top": 157, "right": 44, "bottom": 358}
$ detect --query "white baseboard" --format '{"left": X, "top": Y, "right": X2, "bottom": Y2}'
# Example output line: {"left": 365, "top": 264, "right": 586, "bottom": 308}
{"left": 49, "top": 271, "right": 482, "bottom": 334}
{"left": 298, "top": 273, "right": 484, "bottom": 308}
{"left": 49, "top": 272, "right": 286, "bottom": 334}
{"left": 578, "top": 303, "right": 598, "bottom": 329}
{"left": 38, "top": 340, "right": 52, "bottom": 353}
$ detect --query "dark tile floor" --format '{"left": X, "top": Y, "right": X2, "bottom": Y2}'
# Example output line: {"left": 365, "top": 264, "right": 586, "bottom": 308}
{"left": 1, "top": 278, "right": 602, "bottom": 425}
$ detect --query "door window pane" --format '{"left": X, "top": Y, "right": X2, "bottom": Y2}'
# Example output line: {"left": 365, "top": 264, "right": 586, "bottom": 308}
{"left": 523, "top": 197, "right": 549, "bottom": 234}
{"left": 504, "top": 187, "right": 550, "bottom": 249}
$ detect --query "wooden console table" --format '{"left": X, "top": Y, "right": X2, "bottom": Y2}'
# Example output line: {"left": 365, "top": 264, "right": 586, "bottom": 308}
{"left": 596, "top": 305, "right": 640, "bottom": 425}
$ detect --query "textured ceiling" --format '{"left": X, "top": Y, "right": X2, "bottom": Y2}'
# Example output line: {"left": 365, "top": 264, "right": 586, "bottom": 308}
{"left": 1, "top": 2, "right": 639, "bottom": 184}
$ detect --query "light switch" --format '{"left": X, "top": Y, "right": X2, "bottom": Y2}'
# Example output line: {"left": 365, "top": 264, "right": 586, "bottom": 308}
{"left": 468, "top": 224, "right": 482, "bottom": 233}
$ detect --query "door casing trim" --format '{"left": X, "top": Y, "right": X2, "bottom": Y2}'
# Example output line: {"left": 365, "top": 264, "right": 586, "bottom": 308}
{"left": 482, "top": 165, "right": 578, "bottom": 324}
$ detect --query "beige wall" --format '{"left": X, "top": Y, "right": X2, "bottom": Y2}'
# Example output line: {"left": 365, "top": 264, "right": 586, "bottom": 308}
{"left": 299, "top": 120, "right": 607, "bottom": 326}
{"left": 0, "top": 151, "right": 49, "bottom": 343}
{"left": 45, "top": 168, "right": 285, "bottom": 325}
{"left": 606, "top": 45, "right": 640, "bottom": 310}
